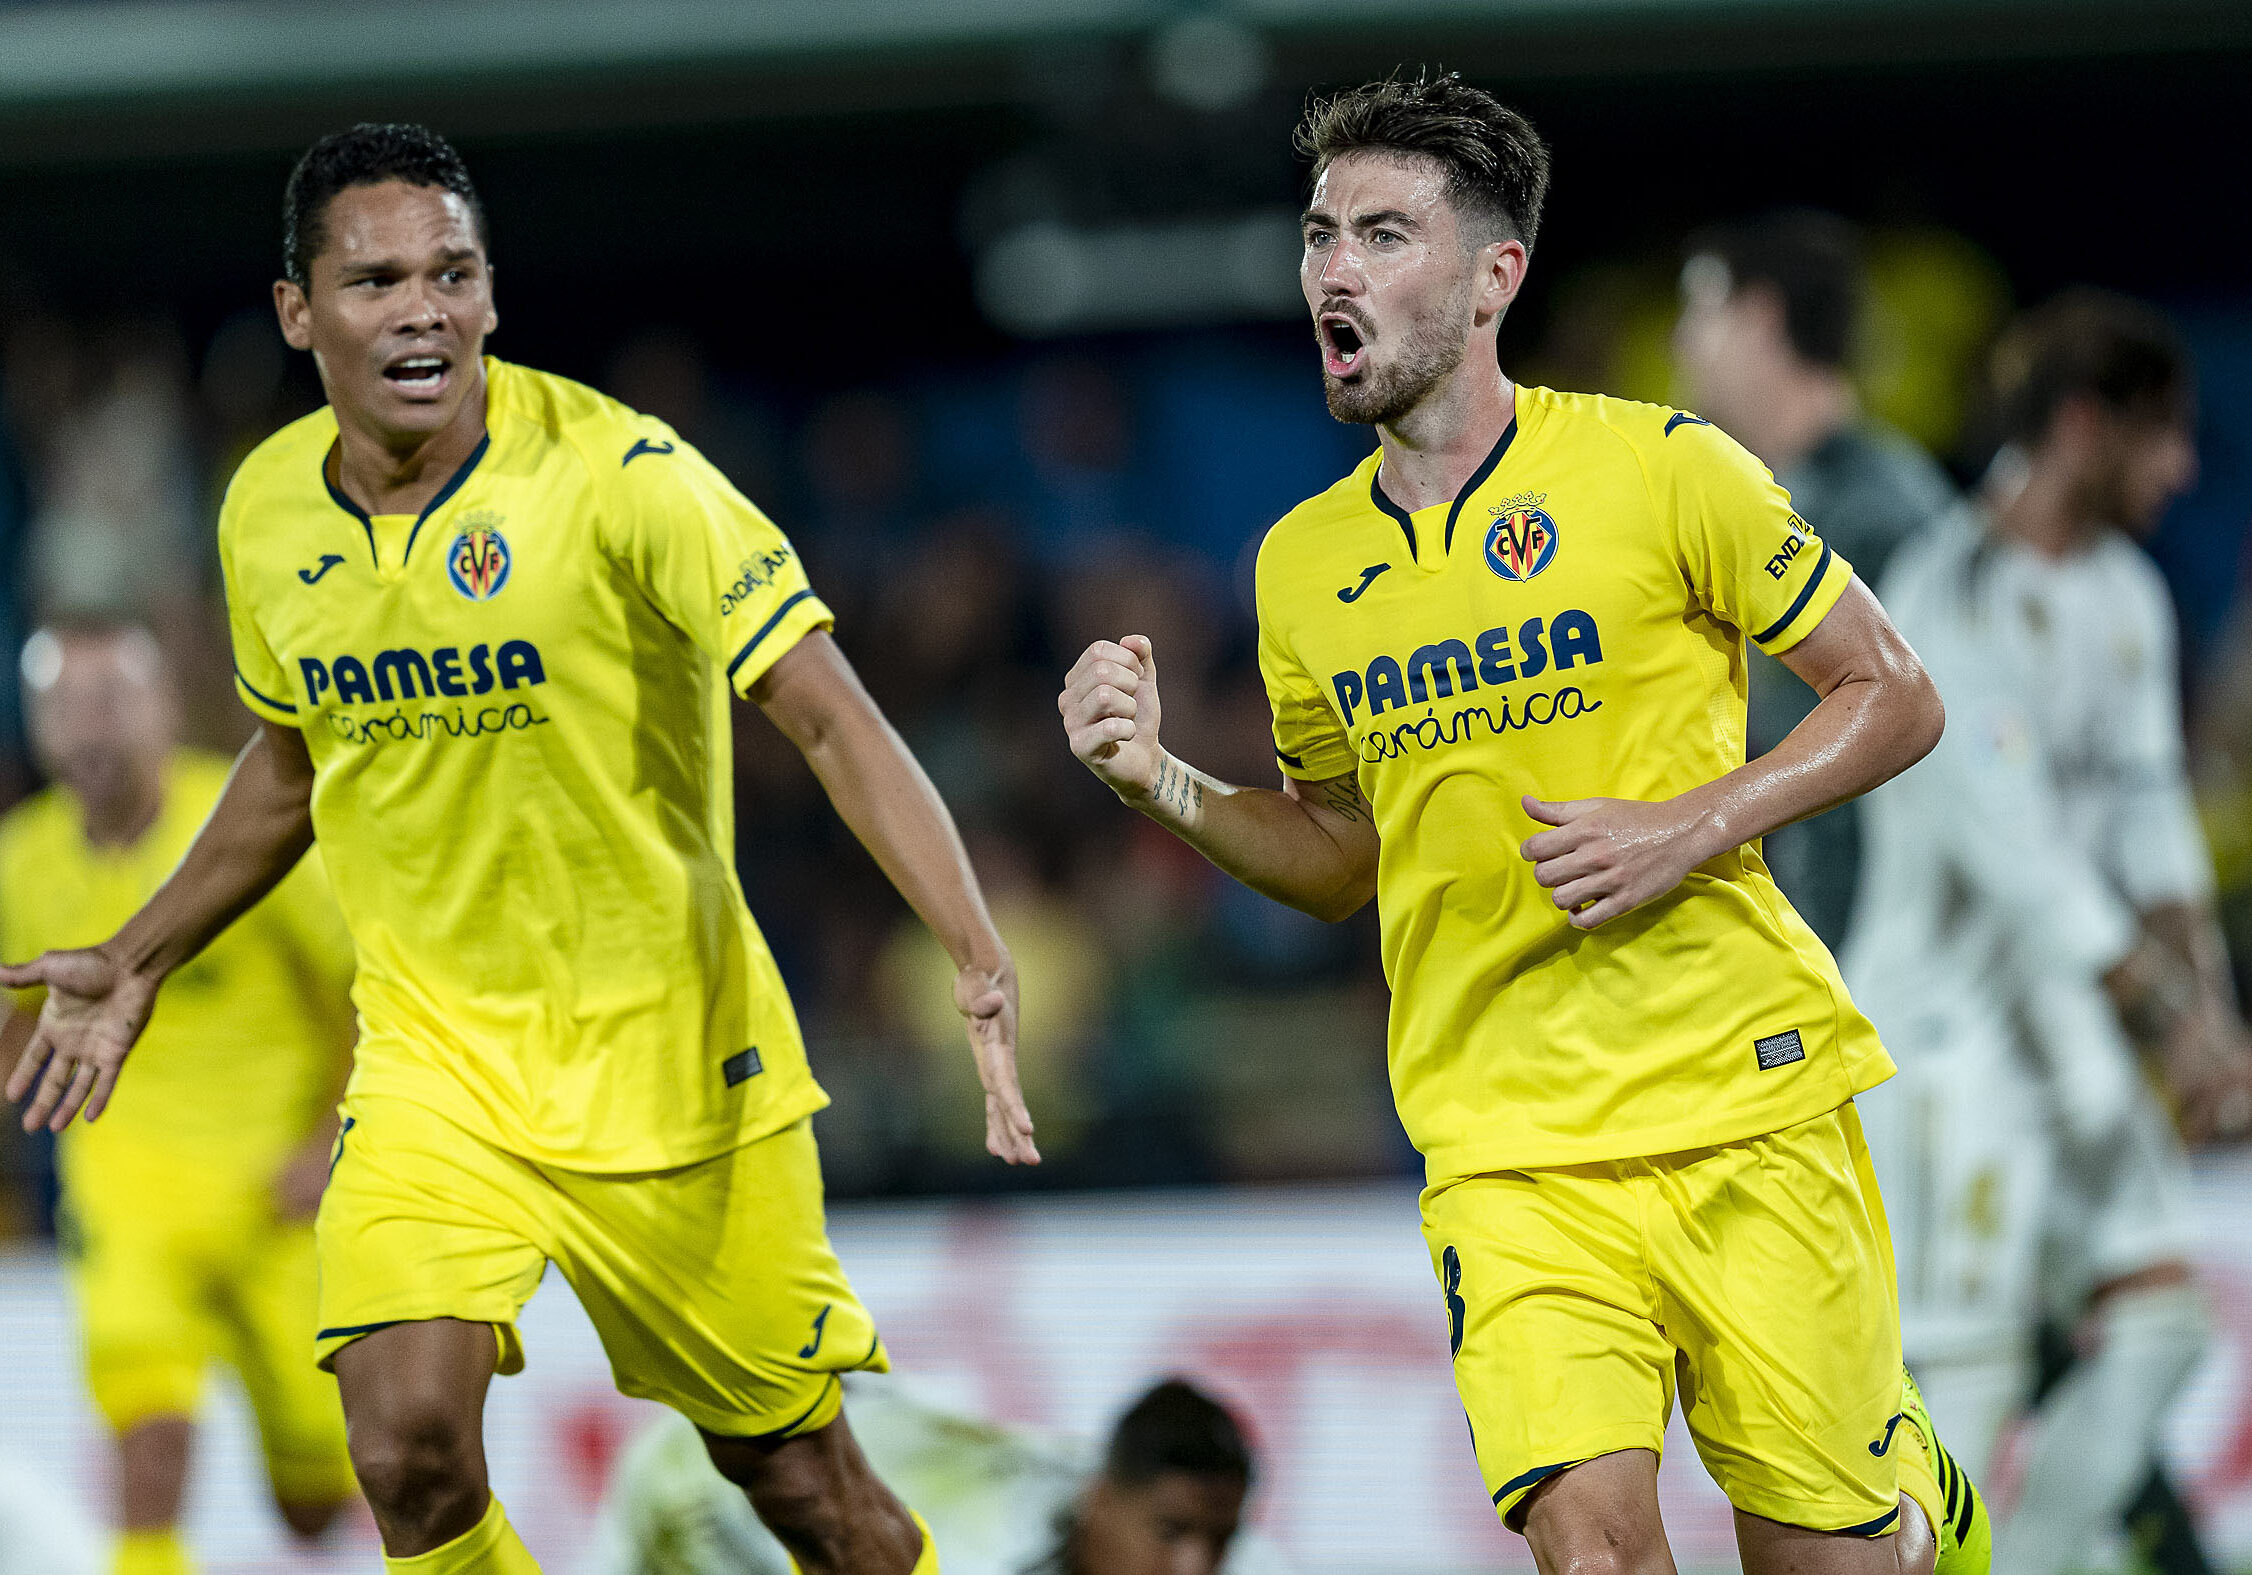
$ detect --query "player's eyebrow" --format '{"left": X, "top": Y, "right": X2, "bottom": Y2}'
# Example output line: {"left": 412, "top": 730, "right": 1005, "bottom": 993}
{"left": 1300, "top": 206, "right": 1338, "bottom": 229}
{"left": 1350, "top": 208, "right": 1419, "bottom": 233}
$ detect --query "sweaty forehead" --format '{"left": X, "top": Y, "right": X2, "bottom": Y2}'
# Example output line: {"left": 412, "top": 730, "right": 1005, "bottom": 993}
{"left": 1311, "top": 149, "right": 1453, "bottom": 218}
{"left": 322, "top": 181, "right": 480, "bottom": 263}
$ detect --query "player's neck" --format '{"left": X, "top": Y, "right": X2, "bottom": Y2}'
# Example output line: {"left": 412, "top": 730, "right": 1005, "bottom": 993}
{"left": 1737, "top": 368, "right": 1855, "bottom": 476}
{"left": 1986, "top": 449, "right": 2104, "bottom": 558}
{"left": 1375, "top": 365, "right": 1517, "bottom": 513}
{"left": 76, "top": 772, "right": 163, "bottom": 850}
{"left": 329, "top": 370, "right": 489, "bottom": 518}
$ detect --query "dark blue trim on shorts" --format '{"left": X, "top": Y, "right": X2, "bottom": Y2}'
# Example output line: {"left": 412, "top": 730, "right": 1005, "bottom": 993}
{"left": 316, "top": 1318, "right": 405, "bottom": 1341}
{"left": 1752, "top": 540, "right": 1835, "bottom": 646}
{"left": 1492, "top": 1459, "right": 1573, "bottom": 1506}
{"left": 1839, "top": 1504, "right": 1902, "bottom": 1537}
{"left": 726, "top": 589, "right": 818, "bottom": 683}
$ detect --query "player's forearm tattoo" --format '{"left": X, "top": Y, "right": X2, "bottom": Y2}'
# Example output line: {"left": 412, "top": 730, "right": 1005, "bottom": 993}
{"left": 1318, "top": 777, "right": 1367, "bottom": 823}
{"left": 1152, "top": 758, "right": 1204, "bottom": 820}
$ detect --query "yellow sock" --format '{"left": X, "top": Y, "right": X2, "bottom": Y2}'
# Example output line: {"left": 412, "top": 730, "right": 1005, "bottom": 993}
{"left": 383, "top": 1495, "right": 541, "bottom": 1573}
{"left": 911, "top": 1509, "right": 940, "bottom": 1573}
{"left": 113, "top": 1528, "right": 194, "bottom": 1575}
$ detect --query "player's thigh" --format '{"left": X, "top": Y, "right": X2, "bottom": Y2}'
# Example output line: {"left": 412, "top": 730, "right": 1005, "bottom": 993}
{"left": 2043, "top": 1090, "right": 2199, "bottom": 1312}
{"left": 1518, "top": 1448, "right": 1673, "bottom": 1575}
{"left": 545, "top": 1118, "right": 886, "bottom": 1439}
{"left": 314, "top": 1097, "right": 550, "bottom": 1377}
{"left": 56, "top": 1160, "right": 217, "bottom": 1431}
{"left": 1423, "top": 1167, "right": 1675, "bottom": 1530}
{"left": 1654, "top": 1105, "right": 1903, "bottom": 1535}
{"left": 215, "top": 1216, "right": 355, "bottom": 1505}
{"left": 1860, "top": 1035, "right": 2050, "bottom": 1359}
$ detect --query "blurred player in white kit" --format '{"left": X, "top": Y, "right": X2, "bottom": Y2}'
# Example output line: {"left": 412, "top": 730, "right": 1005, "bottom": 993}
{"left": 1848, "top": 289, "right": 2252, "bottom": 1575}
{"left": 587, "top": 1377, "right": 1290, "bottom": 1575}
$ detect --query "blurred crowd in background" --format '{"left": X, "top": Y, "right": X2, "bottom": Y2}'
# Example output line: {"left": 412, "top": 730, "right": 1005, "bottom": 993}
{"left": 0, "top": 207, "right": 2247, "bottom": 1229}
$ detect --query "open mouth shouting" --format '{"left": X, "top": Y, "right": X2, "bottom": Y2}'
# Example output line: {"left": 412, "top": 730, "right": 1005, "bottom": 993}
{"left": 1319, "top": 311, "right": 1371, "bottom": 379}
{"left": 383, "top": 350, "right": 454, "bottom": 398}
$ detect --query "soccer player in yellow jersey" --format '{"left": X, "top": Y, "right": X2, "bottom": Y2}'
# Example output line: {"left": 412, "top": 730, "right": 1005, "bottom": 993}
{"left": 4, "top": 124, "right": 1037, "bottom": 1575}
{"left": 0, "top": 619, "right": 357, "bottom": 1575}
{"left": 1060, "top": 76, "right": 1984, "bottom": 1575}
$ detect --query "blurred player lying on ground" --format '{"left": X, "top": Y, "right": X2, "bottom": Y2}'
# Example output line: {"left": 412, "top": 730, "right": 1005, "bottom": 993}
{"left": 1671, "top": 209, "right": 1958, "bottom": 950}
{"left": 588, "top": 1377, "right": 1291, "bottom": 1575}
{"left": 4, "top": 123, "right": 1037, "bottom": 1575}
{"left": 1062, "top": 71, "right": 1986, "bottom": 1575}
{"left": 1849, "top": 290, "right": 2250, "bottom": 1575}
{"left": 0, "top": 619, "right": 359, "bottom": 1575}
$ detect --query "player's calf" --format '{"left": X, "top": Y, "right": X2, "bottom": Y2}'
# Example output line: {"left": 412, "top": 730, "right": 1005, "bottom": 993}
{"left": 701, "top": 1415, "right": 925, "bottom": 1575}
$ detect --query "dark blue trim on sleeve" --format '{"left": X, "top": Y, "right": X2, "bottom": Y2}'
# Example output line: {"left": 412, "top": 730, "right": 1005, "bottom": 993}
{"left": 726, "top": 588, "right": 819, "bottom": 682}
{"left": 1276, "top": 747, "right": 1305, "bottom": 769}
{"left": 1751, "top": 539, "right": 1834, "bottom": 647}
{"left": 235, "top": 668, "right": 298, "bottom": 714}
{"left": 316, "top": 1318, "right": 404, "bottom": 1341}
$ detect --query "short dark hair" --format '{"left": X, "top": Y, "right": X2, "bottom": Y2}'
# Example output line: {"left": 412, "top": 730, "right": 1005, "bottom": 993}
{"left": 1294, "top": 72, "right": 1551, "bottom": 251}
{"left": 1685, "top": 210, "right": 1864, "bottom": 368}
{"left": 283, "top": 122, "right": 486, "bottom": 288}
{"left": 1986, "top": 288, "right": 2192, "bottom": 448}
{"left": 1103, "top": 1379, "right": 1254, "bottom": 1487}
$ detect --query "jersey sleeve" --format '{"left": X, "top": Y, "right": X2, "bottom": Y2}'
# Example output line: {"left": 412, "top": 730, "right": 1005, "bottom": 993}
{"left": 1660, "top": 417, "right": 1855, "bottom": 656}
{"left": 600, "top": 421, "right": 835, "bottom": 697}
{"left": 218, "top": 483, "right": 302, "bottom": 728}
{"left": 2104, "top": 559, "right": 2214, "bottom": 909}
{"left": 1254, "top": 535, "right": 1356, "bottom": 781}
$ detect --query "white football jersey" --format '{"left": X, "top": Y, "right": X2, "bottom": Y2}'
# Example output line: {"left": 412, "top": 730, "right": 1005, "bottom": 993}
{"left": 1848, "top": 502, "right": 2209, "bottom": 1124}
{"left": 579, "top": 1378, "right": 1294, "bottom": 1575}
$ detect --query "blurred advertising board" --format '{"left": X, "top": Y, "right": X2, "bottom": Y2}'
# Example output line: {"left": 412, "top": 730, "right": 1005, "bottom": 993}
{"left": 7, "top": 1158, "right": 2252, "bottom": 1572}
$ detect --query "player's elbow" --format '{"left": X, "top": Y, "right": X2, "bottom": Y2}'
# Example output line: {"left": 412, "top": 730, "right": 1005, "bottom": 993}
{"left": 1305, "top": 872, "right": 1377, "bottom": 924}
{"left": 1899, "top": 662, "right": 1946, "bottom": 771}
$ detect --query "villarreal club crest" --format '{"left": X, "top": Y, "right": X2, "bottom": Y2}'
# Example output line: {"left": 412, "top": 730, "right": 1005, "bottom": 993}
{"left": 1485, "top": 493, "right": 1558, "bottom": 582}
{"left": 448, "top": 509, "right": 512, "bottom": 601}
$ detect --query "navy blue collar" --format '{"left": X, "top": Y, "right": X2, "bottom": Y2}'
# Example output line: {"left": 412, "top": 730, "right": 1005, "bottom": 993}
{"left": 1367, "top": 416, "right": 1520, "bottom": 560}
{"left": 323, "top": 431, "right": 492, "bottom": 570}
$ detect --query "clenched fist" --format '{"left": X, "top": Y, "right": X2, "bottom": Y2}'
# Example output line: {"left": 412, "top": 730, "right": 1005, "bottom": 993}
{"left": 1059, "top": 635, "right": 1165, "bottom": 802}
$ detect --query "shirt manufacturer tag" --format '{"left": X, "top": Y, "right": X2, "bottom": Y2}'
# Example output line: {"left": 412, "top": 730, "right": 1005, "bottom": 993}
{"left": 1754, "top": 1030, "right": 1806, "bottom": 1070}
{"left": 722, "top": 1047, "right": 763, "bottom": 1087}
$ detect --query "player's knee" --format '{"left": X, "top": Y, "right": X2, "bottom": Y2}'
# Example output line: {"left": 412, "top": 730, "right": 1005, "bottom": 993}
{"left": 347, "top": 1400, "right": 484, "bottom": 1527}
{"left": 276, "top": 1497, "right": 343, "bottom": 1541}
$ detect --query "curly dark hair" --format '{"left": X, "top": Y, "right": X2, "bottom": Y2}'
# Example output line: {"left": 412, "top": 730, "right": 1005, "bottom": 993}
{"left": 283, "top": 122, "right": 486, "bottom": 287}
{"left": 1294, "top": 72, "right": 1552, "bottom": 250}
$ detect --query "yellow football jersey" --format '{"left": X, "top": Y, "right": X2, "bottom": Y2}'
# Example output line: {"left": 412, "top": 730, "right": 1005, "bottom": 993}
{"left": 0, "top": 750, "right": 354, "bottom": 1174}
{"left": 221, "top": 358, "right": 833, "bottom": 1171}
{"left": 1257, "top": 386, "right": 1895, "bottom": 1182}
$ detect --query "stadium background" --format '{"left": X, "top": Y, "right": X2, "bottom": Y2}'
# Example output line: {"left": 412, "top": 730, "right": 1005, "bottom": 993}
{"left": 2, "top": 0, "right": 2251, "bottom": 1568}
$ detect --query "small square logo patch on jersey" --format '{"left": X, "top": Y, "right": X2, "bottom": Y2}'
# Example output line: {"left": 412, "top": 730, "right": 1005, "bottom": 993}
{"left": 723, "top": 1047, "right": 763, "bottom": 1087}
{"left": 1755, "top": 1030, "right": 1806, "bottom": 1071}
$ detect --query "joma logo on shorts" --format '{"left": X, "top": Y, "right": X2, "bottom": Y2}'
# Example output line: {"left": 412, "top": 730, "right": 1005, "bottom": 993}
{"left": 298, "top": 641, "right": 548, "bottom": 706}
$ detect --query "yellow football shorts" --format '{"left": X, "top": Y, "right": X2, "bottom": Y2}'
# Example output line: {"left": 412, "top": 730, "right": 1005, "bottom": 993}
{"left": 57, "top": 1137, "right": 354, "bottom": 1504}
{"left": 1424, "top": 1101, "right": 1902, "bottom": 1534}
{"left": 315, "top": 1095, "right": 887, "bottom": 1438}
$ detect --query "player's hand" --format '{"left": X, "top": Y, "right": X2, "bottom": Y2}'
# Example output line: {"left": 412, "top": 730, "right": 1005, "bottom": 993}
{"left": 1060, "top": 636, "right": 1164, "bottom": 802}
{"left": 1519, "top": 795, "right": 1712, "bottom": 930}
{"left": 0, "top": 945, "right": 162, "bottom": 1132}
{"left": 956, "top": 955, "right": 1039, "bottom": 1166}
{"left": 2162, "top": 1004, "right": 2252, "bottom": 1145}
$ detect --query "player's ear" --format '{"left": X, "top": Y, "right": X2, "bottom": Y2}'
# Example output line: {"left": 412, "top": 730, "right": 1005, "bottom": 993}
{"left": 273, "top": 279, "right": 313, "bottom": 351}
{"left": 1475, "top": 238, "right": 1529, "bottom": 325}
{"left": 481, "top": 261, "right": 498, "bottom": 338}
